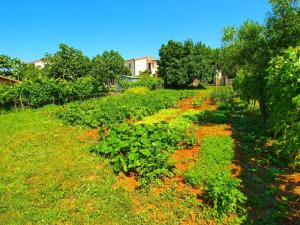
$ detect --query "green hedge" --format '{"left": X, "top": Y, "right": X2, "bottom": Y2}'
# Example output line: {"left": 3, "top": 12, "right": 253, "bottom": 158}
{"left": 119, "top": 76, "right": 164, "bottom": 90}
{"left": 0, "top": 77, "right": 104, "bottom": 109}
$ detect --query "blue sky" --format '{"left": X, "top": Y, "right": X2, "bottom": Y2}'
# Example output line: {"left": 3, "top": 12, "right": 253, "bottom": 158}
{"left": 0, "top": 0, "right": 271, "bottom": 61}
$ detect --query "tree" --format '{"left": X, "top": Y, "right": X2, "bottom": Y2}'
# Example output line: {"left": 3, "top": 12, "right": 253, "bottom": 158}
{"left": 221, "top": 0, "right": 300, "bottom": 121}
{"left": 44, "top": 44, "right": 91, "bottom": 81}
{"left": 222, "top": 21, "right": 270, "bottom": 119}
{"left": 0, "top": 54, "right": 22, "bottom": 80}
{"left": 19, "top": 64, "right": 45, "bottom": 81}
{"left": 267, "top": 0, "right": 300, "bottom": 53}
{"left": 266, "top": 46, "right": 300, "bottom": 163}
{"left": 89, "top": 50, "right": 129, "bottom": 88}
{"left": 158, "top": 40, "right": 215, "bottom": 88}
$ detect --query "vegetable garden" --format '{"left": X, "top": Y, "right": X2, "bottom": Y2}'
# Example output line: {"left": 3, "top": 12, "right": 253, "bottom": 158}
{"left": 0, "top": 0, "right": 299, "bottom": 224}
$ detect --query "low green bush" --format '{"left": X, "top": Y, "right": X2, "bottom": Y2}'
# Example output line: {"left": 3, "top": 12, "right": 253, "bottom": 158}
{"left": 92, "top": 122, "right": 194, "bottom": 186}
{"left": 119, "top": 75, "right": 164, "bottom": 90}
{"left": 185, "top": 136, "right": 234, "bottom": 186}
{"left": 192, "top": 96, "right": 205, "bottom": 107}
{"left": 210, "top": 87, "right": 235, "bottom": 104}
{"left": 205, "top": 173, "right": 246, "bottom": 216}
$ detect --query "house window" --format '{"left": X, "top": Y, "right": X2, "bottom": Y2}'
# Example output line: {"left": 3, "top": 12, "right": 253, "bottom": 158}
{"left": 148, "top": 63, "right": 152, "bottom": 71}
{"left": 128, "top": 63, "right": 131, "bottom": 69}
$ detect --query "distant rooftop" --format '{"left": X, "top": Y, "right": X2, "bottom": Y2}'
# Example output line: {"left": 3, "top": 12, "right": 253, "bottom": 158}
{"left": 126, "top": 56, "right": 156, "bottom": 62}
{"left": 26, "top": 59, "right": 44, "bottom": 64}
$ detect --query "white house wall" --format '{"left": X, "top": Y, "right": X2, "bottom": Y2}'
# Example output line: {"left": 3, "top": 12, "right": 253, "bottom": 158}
{"left": 134, "top": 59, "right": 148, "bottom": 76}
{"left": 125, "top": 59, "right": 135, "bottom": 76}
{"left": 34, "top": 61, "right": 45, "bottom": 68}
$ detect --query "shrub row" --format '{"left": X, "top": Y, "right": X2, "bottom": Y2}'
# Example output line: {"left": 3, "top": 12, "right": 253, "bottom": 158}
{"left": 0, "top": 77, "right": 104, "bottom": 109}
{"left": 58, "top": 89, "right": 198, "bottom": 128}
{"left": 118, "top": 76, "right": 164, "bottom": 90}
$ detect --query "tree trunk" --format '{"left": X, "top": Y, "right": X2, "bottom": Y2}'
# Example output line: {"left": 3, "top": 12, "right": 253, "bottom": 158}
{"left": 259, "top": 99, "right": 268, "bottom": 123}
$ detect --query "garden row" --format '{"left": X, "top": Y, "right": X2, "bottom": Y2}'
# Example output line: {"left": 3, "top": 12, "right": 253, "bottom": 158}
{"left": 58, "top": 88, "right": 199, "bottom": 128}
{"left": 88, "top": 89, "right": 247, "bottom": 221}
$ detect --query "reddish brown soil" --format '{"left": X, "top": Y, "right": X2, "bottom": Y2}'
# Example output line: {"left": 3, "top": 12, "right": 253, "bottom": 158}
{"left": 177, "top": 93, "right": 212, "bottom": 111}
{"left": 197, "top": 124, "right": 232, "bottom": 137}
{"left": 77, "top": 128, "right": 99, "bottom": 142}
{"left": 113, "top": 173, "right": 138, "bottom": 191}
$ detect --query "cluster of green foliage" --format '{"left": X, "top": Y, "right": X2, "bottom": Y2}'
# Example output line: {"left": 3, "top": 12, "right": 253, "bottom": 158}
{"left": 0, "top": 44, "right": 130, "bottom": 110}
{"left": 221, "top": 0, "right": 300, "bottom": 121}
{"left": 185, "top": 136, "right": 246, "bottom": 217}
{"left": 266, "top": 47, "right": 300, "bottom": 166}
{"left": 0, "top": 55, "right": 22, "bottom": 79}
{"left": 92, "top": 122, "right": 194, "bottom": 186}
{"left": 43, "top": 44, "right": 130, "bottom": 84}
{"left": 158, "top": 40, "right": 216, "bottom": 88}
{"left": 89, "top": 50, "right": 130, "bottom": 87}
{"left": 58, "top": 89, "right": 198, "bottom": 128}
{"left": 0, "top": 77, "right": 101, "bottom": 109}
{"left": 192, "top": 96, "right": 205, "bottom": 107}
{"left": 119, "top": 74, "right": 164, "bottom": 90}
{"left": 219, "top": 0, "right": 300, "bottom": 166}
{"left": 210, "top": 87, "right": 235, "bottom": 104}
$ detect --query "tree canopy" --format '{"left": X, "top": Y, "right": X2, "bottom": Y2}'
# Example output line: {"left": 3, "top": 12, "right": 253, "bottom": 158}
{"left": 158, "top": 40, "right": 215, "bottom": 88}
{"left": 43, "top": 44, "right": 91, "bottom": 81}
{"left": 89, "top": 50, "right": 129, "bottom": 88}
{"left": 0, "top": 54, "right": 22, "bottom": 79}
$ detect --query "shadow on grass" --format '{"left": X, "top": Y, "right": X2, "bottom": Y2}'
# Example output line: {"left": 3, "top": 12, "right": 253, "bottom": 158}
{"left": 230, "top": 109, "right": 299, "bottom": 225}
{"left": 202, "top": 109, "right": 230, "bottom": 124}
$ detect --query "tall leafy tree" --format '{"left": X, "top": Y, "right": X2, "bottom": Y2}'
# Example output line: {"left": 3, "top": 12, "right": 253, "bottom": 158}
{"left": 19, "top": 64, "right": 45, "bottom": 81}
{"left": 44, "top": 44, "right": 91, "bottom": 81}
{"left": 89, "top": 50, "right": 129, "bottom": 88}
{"left": 158, "top": 40, "right": 215, "bottom": 88}
{"left": 221, "top": 0, "right": 300, "bottom": 121}
{"left": 0, "top": 54, "right": 22, "bottom": 80}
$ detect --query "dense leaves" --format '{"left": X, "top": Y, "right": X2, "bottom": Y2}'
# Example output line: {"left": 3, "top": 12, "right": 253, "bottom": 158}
{"left": 118, "top": 74, "right": 164, "bottom": 90}
{"left": 0, "top": 54, "right": 22, "bottom": 79}
{"left": 44, "top": 44, "right": 91, "bottom": 81}
{"left": 267, "top": 47, "right": 300, "bottom": 165}
{"left": 185, "top": 136, "right": 246, "bottom": 217}
{"left": 158, "top": 40, "right": 215, "bottom": 88}
{"left": 89, "top": 51, "right": 130, "bottom": 88}
{"left": 220, "top": 0, "right": 300, "bottom": 166}
{"left": 58, "top": 89, "right": 198, "bottom": 128}
{"left": 92, "top": 122, "right": 194, "bottom": 186}
{"left": 0, "top": 77, "right": 101, "bottom": 109}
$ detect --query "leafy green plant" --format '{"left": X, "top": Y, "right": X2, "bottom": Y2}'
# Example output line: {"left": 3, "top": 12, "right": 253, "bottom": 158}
{"left": 119, "top": 75, "right": 164, "bottom": 90}
{"left": 192, "top": 97, "right": 204, "bottom": 107}
{"left": 205, "top": 173, "right": 246, "bottom": 216}
{"left": 185, "top": 136, "right": 234, "bottom": 186}
{"left": 92, "top": 122, "right": 194, "bottom": 186}
{"left": 58, "top": 89, "right": 198, "bottom": 128}
{"left": 210, "top": 87, "right": 235, "bottom": 104}
{"left": 185, "top": 136, "right": 246, "bottom": 217}
{"left": 0, "top": 77, "right": 102, "bottom": 109}
{"left": 202, "top": 109, "right": 229, "bottom": 124}
{"left": 266, "top": 46, "right": 300, "bottom": 166}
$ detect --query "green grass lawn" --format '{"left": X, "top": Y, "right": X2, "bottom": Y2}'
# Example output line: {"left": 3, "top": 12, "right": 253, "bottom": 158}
{"left": 0, "top": 106, "right": 148, "bottom": 224}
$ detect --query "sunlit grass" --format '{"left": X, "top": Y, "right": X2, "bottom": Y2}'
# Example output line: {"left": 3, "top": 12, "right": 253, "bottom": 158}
{"left": 0, "top": 105, "right": 147, "bottom": 224}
